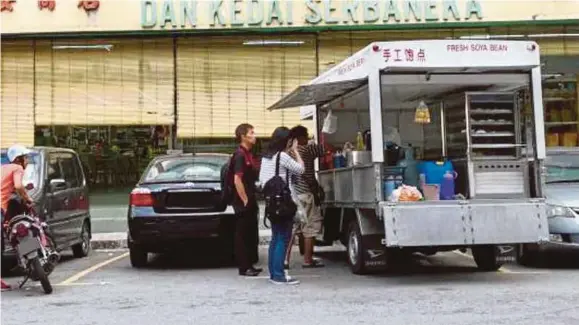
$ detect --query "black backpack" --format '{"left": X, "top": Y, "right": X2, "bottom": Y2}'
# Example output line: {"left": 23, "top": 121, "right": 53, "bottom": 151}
{"left": 262, "top": 153, "right": 297, "bottom": 225}
{"left": 220, "top": 154, "right": 235, "bottom": 210}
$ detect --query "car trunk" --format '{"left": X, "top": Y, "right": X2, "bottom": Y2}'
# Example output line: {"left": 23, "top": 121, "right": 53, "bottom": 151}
{"left": 150, "top": 184, "right": 224, "bottom": 214}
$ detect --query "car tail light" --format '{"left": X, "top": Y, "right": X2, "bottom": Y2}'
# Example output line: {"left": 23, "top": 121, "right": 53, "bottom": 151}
{"left": 14, "top": 223, "right": 29, "bottom": 237}
{"left": 130, "top": 188, "right": 154, "bottom": 207}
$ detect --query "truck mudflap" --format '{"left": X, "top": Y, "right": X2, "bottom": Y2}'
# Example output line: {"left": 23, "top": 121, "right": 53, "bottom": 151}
{"left": 379, "top": 199, "right": 549, "bottom": 247}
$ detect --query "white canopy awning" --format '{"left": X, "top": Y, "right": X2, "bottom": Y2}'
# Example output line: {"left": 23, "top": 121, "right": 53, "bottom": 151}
{"left": 267, "top": 78, "right": 367, "bottom": 111}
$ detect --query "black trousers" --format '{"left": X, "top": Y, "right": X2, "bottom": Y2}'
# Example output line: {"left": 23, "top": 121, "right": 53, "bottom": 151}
{"left": 234, "top": 203, "right": 259, "bottom": 271}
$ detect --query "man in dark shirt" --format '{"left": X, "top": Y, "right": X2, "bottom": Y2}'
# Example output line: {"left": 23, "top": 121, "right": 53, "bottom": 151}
{"left": 232, "top": 123, "right": 262, "bottom": 277}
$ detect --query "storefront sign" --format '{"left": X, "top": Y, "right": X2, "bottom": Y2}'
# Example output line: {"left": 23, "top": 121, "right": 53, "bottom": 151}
{"left": 140, "top": 0, "right": 484, "bottom": 29}
{"left": 2, "top": 0, "right": 577, "bottom": 35}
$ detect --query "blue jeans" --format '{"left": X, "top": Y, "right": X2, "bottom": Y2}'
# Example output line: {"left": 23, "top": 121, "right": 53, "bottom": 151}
{"left": 268, "top": 219, "right": 292, "bottom": 281}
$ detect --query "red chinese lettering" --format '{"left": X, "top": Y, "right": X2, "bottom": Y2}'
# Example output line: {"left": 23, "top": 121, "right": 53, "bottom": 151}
{"left": 38, "top": 0, "right": 55, "bottom": 11}
{"left": 1, "top": 0, "right": 15, "bottom": 12}
{"left": 394, "top": 49, "right": 402, "bottom": 62}
{"left": 77, "top": 0, "right": 99, "bottom": 12}
{"left": 417, "top": 49, "right": 426, "bottom": 62}
{"left": 383, "top": 49, "right": 391, "bottom": 62}
{"left": 404, "top": 49, "right": 414, "bottom": 62}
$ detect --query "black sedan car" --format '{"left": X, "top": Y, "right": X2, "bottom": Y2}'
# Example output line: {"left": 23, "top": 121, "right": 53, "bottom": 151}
{"left": 127, "top": 153, "right": 242, "bottom": 268}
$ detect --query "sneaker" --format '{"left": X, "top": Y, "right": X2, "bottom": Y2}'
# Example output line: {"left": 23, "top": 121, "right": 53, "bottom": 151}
{"left": 1, "top": 279, "right": 11, "bottom": 291}
{"left": 269, "top": 278, "right": 300, "bottom": 285}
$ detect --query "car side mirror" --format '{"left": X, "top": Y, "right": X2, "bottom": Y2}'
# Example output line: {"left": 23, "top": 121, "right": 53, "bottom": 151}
{"left": 49, "top": 179, "right": 67, "bottom": 192}
{"left": 25, "top": 183, "right": 34, "bottom": 190}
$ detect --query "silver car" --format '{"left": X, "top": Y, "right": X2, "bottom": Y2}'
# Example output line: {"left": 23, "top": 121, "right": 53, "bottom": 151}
{"left": 518, "top": 153, "right": 579, "bottom": 264}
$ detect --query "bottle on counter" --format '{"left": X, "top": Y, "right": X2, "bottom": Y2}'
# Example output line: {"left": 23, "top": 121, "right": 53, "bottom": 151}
{"left": 355, "top": 131, "right": 365, "bottom": 151}
{"left": 419, "top": 173, "right": 426, "bottom": 191}
{"left": 397, "top": 145, "right": 419, "bottom": 187}
{"left": 384, "top": 175, "right": 396, "bottom": 200}
{"left": 440, "top": 170, "right": 457, "bottom": 200}
{"left": 395, "top": 174, "right": 404, "bottom": 188}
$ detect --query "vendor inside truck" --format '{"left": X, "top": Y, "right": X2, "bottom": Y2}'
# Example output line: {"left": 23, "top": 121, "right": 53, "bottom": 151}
{"left": 267, "top": 40, "right": 549, "bottom": 275}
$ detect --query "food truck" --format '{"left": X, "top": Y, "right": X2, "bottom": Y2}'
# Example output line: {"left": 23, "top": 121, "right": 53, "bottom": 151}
{"left": 267, "top": 40, "right": 550, "bottom": 274}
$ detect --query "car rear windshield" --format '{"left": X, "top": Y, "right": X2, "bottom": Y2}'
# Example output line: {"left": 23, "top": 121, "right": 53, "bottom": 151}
{"left": 142, "top": 156, "right": 228, "bottom": 183}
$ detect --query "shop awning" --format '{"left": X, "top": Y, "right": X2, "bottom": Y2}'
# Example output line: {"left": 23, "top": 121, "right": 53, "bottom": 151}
{"left": 267, "top": 78, "right": 367, "bottom": 111}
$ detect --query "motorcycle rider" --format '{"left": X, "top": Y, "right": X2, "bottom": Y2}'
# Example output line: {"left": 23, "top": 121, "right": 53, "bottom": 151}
{"left": 1, "top": 144, "right": 34, "bottom": 290}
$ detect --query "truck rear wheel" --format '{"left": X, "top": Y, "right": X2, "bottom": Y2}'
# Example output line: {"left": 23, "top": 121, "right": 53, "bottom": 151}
{"left": 472, "top": 246, "right": 503, "bottom": 271}
{"left": 347, "top": 221, "right": 368, "bottom": 275}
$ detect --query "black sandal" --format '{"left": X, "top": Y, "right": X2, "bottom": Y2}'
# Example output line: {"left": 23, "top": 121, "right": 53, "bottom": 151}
{"left": 302, "top": 259, "right": 325, "bottom": 268}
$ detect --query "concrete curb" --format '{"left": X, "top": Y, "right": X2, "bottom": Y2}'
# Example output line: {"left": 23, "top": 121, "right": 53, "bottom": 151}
{"left": 91, "top": 230, "right": 275, "bottom": 250}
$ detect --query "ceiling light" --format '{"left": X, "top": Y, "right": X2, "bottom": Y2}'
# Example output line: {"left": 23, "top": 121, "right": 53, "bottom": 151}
{"left": 459, "top": 33, "right": 579, "bottom": 40}
{"left": 52, "top": 44, "right": 114, "bottom": 51}
{"left": 243, "top": 40, "right": 304, "bottom": 46}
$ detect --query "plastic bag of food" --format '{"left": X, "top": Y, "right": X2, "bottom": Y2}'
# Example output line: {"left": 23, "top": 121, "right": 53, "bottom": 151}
{"left": 390, "top": 187, "right": 401, "bottom": 202}
{"left": 398, "top": 185, "right": 423, "bottom": 202}
{"left": 322, "top": 110, "right": 338, "bottom": 134}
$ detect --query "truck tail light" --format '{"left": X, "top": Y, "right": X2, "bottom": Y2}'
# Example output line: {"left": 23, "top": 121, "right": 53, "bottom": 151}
{"left": 130, "top": 188, "right": 154, "bottom": 207}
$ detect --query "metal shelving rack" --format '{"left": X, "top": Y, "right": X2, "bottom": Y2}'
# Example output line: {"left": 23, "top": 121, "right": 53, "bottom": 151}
{"left": 443, "top": 91, "right": 529, "bottom": 199}
{"left": 465, "top": 91, "right": 522, "bottom": 160}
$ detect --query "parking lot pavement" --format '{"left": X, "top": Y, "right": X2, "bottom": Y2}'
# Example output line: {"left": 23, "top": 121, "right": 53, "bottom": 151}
{"left": 1, "top": 250, "right": 128, "bottom": 293}
{"left": 2, "top": 246, "right": 579, "bottom": 325}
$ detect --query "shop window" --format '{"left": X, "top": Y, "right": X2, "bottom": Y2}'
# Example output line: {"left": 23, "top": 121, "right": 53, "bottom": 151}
{"left": 543, "top": 74, "right": 578, "bottom": 149}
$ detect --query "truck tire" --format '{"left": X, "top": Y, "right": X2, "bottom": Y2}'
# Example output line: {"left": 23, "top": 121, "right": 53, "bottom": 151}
{"left": 347, "top": 221, "right": 368, "bottom": 275}
{"left": 516, "top": 244, "right": 539, "bottom": 266}
{"left": 129, "top": 244, "right": 148, "bottom": 268}
{"left": 472, "top": 246, "right": 503, "bottom": 271}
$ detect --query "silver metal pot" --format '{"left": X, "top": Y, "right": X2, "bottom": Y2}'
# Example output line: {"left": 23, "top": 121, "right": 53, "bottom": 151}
{"left": 346, "top": 151, "right": 372, "bottom": 167}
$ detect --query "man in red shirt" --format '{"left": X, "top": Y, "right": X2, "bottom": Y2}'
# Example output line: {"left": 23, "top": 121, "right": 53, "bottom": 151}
{"left": 231, "top": 124, "right": 262, "bottom": 277}
{"left": 1, "top": 144, "right": 33, "bottom": 291}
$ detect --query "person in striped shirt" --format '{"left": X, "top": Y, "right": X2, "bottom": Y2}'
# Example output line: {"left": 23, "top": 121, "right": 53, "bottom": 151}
{"left": 285, "top": 125, "right": 327, "bottom": 268}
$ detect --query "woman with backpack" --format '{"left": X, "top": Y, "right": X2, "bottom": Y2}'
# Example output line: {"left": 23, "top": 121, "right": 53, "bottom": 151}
{"left": 259, "top": 127, "right": 304, "bottom": 285}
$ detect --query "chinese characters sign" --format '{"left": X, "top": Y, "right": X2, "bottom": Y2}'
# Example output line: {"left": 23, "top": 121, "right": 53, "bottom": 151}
{"left": 2, "top": 0, "right": 101, "bottom": 12}
{"left": 38, "top": 0, "right": 55, "bottom": 11}
{"left": 78, "top": 0, "right": 99, "bottom": 12}
{"left": 383, "top": 48, "right": 426, "bottom": 63}
{"left": 1, "top": 0, "right": 15, "bottom": 12}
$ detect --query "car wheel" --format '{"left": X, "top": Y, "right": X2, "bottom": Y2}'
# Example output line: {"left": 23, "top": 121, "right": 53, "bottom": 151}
{"left": 472, "top": 245, "right": 504, "bottom": 271}
{"left": 72, "top": 221, "right": 91, "bottom": 258}
{"left": 130, "top": 244, "right": 148, "bottom": 268}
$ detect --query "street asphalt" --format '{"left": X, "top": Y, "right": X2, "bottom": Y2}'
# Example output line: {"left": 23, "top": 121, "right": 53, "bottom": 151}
{"left": 2, "top": 245, "right": 579, "bottom": 325}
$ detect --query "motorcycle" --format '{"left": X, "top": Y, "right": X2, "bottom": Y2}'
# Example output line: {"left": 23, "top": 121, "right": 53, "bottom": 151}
{"left": 4, "top": 207, "right": 59, "bottom": 294}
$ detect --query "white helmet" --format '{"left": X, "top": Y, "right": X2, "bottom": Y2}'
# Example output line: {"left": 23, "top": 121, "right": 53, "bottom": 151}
{"left": 7, "top": 144, "right": 32, "bottom": 163}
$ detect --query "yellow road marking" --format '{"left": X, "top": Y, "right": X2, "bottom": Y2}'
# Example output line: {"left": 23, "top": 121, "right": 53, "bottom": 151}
{"left": 58, "top": 252, "right": 129, "bottom": 285}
